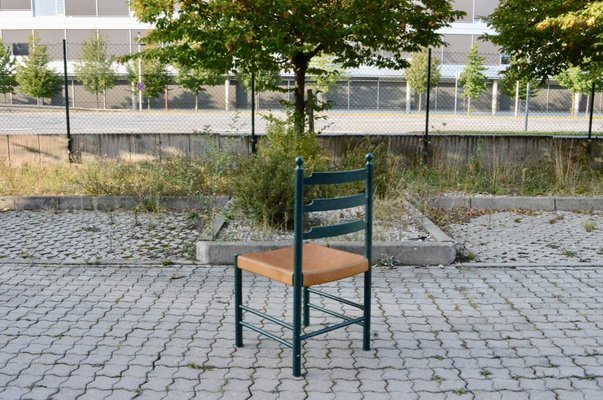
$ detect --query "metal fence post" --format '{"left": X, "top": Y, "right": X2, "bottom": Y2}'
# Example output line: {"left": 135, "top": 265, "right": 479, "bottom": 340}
{"left": 423, "top": 48, "right": 432, "bottom": 165}
{"left": 251, "top": 72, "right": 256, "bottom": 154}
{"left": 588, "top": 80, "right": 595, "bottom": 140}
{"left": 524, "top": 82, "right": 531, "bottom": 132}
{"left": 62, "top": 39, "right": 73, "bottom": 162}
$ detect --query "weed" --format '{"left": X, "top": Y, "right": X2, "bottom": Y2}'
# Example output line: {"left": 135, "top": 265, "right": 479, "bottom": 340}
{"left": 452, "top": 388, "right": 469, "bottom": 395}
{"left": 186, "top": 363, "right": 214, "bottom": 371}
{"left": 431, "top": 355, "right": 445, "bottom": 361}
{"left": 458, "top": 250, "right": 476, "bottom": 262}
{"left": 562, "top": 250, "right": 577, "bottom": 257}
{"left": 431, "top": 374, "right": 445, "bottom": 383}
{"left": 513, "top": 218, "right": 522, "bottom": 223}
{"left": 379, "top": 255, "right": 401, "bottom": 268}
{"left": 162, "top": 260, "right": 174, "bottom": 266}
{"left": 480, "top": 369, "right": 492, "bottom": 378}
{"left": 584, "top": 222, "right": 597, "bottom": 232}
{"left": 598, "top": 248, "right": 603, "bottom": 256}
{"left": 82, "top": 225, "right": 100, "bottom": 233}
{"left": 183, "top": 242, "right": 196, "bottom": 260}
{"left": 549, "top": 215, "right": 565, "bottom": 224}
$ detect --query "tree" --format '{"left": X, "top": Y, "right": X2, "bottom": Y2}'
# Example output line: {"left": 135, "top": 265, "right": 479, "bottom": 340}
{"left": 126, "top": 56, "right": 168, "bottom": 110}
{"left": 499, "top": 60, "right": 540, "bottom": 101}
{"left": 404, "top": 48, "right": 441, "bottom": 112}
{"left": 0, "top": 42, "right": 17, "bottom": 103}
{"left": 487, "top": 1, "right": 603, "bottom": 82}
{"left": 176, "top": 66, "right": 223, "bottom": 111}
{"left": 556, "top": 67, "right": 603, "bottom": 115}
{"left": 459, "top": 45, "right": 487, "bottom": 115}
{"left": 236, "top": 69, "right": 282, "bottom": 110}
{"left": 129, "top": 0, "right": 463, "bottom": 135}
{"left": 74, "top": 35, "right": 117, "bottom": 109}
{"left": 308, "top": 54, "right": 346, "bottom": 106}
{"left": 16, "top": 35, "right": 61, "bottom": 105}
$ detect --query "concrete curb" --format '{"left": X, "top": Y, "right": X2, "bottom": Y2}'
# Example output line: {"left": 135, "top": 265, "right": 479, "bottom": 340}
{"left": 0, "top": 258, "right": 203, "bottom": 266}
{"left": 455, "top": 262, "right": 603, "bottom": 268}
{"left": 196, "top": 240, "right": 457, "bottom": 266}
{"left": 0, "top": 195, "right": 229, "bottom": 211}
{"left": 427, "top": 195, "right": 603, "bottom": 211}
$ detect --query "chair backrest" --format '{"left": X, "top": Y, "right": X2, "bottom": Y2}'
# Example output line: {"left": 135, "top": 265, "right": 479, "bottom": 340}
{"left": 293, "top": 154, "right": 373, "bottom": 279}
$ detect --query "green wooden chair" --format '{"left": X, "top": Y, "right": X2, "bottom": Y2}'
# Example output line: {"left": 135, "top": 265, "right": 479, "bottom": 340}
{"left": 234, "top": 153, "right": 373, "bottom": 376}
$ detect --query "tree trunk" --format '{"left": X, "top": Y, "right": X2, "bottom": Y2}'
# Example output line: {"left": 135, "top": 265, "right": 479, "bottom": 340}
{"left": 293, "top": 53, "right": 309, "bottom": 137}
{"left": 103, "top": 89, "right": 107, "bottom": 109}
{"left": 148, "top": 97, "right": 151, "bottom": 110}
{"left": 195, "top": 93, "right": 199, "bottom": 111}
{"left": 467, "top": 97, "right": 472, "bottom": 115}
{"left": 418, "top": 94, "right": 422, "bottom": 112}
{"left": 96, "top": 92, "right": 100, "bottom": 109}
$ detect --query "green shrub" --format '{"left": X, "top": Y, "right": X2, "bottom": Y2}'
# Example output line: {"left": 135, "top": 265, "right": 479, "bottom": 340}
{"left": 338, "top": 137, "right": 401, "bottom": 197}
{"left": 234, "top": 119, "right": 328, "bottom": 228}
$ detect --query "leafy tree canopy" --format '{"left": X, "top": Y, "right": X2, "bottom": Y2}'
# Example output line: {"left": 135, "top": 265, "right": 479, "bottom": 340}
{"left": 0, "top": 42, "right": 17, "bottom": 96}
{"left": 459, "top": 44, "right": 487, "bottom": 114}
{"left": 405, "top": 48, "right": 441, "bottom": 111}
{"left": 74, "top": 35, "right": 117, "bottom": 108}
{"left": 487, "top": 0, "right": 603, "bottom": 82}
{"left": 129, "top": 0, "right": 463, "bottom": 134}
{"left": 15, "top": 35, "right": 61, "bottom": 103}
{"left": 126, "top": 56, "right": 168, "bottom": 108}
{"left": 556, "top": 67, "right": 603, "bottom": 95}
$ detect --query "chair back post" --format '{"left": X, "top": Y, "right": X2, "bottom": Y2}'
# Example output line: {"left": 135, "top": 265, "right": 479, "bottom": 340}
{"left": 293, "top": 157, "right": 305, "bottom": 284}
{"left": 364, "top": 153, "right": 373, "bottom": 264}
{"left": 292, "top": 156, "right": 304, "bottom": 376}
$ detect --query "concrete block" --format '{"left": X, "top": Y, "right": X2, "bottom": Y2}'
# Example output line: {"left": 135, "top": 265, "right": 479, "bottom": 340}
{"left": 470, "top": 196, "right": 555, "bottom": 211}
{"left": 158, "top": 195, "right": 229, "bottom": 210}
{"left": 0, "top": 196, "right": 15, "bottom": 210}
{"left": 58, "top": 196, "right": 96, "bottom": 211}
{"left": 13, "top": 196, "right": 59, "bottom": 210}
{"left": 93, "top": 196, "right": 139, "bottom": 211}
{"left": 197, "top": 240, "right": 457, "bottom": 266}
{"left": 427, "top": 196, "right": 470, "bottom": 209}
{"left": 555, "top": 197, "right": 603, "bottom": 211}
{"left": 196, "top": 241, "right": 285, "bottom": 265}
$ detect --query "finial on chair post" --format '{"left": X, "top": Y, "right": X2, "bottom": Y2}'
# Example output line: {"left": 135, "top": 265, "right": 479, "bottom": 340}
{"left": 365, "top": 153, "right": 373, "bottom": 165}
{"left": 296, "top": 157, "right": 304, "bottom": 169}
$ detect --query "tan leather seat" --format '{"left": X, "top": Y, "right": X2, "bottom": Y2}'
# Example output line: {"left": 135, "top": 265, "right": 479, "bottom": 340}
{"left": 237, "top": 243, "right": 369, "bottom": 287}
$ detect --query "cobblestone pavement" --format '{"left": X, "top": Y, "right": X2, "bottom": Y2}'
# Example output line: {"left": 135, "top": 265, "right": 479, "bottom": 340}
{"left": 0, "top": 211, "right": 205, "bottom": 263}
{"left": 448, "top": 211, "right": 603, "bottom": 264}
{"left": 0, "top": 263, "right": 602, "bottom": 399}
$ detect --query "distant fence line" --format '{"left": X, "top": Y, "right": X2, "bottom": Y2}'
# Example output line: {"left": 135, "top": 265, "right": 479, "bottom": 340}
{"left": 2, "top": 133, "right": 601, "bottom": 169}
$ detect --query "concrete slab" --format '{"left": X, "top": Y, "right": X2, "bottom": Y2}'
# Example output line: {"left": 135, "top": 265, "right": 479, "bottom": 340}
{"left": 555, "top": 197, "right": 603, "bottom": 211}
{"left": 470, "top": 196, "right": 555, "bottom": 210}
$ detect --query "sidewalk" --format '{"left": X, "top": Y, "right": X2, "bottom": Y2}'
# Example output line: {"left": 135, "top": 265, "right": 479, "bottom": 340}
{"left": 0, "top": 209, "right": 602, "bottom": 399}
{"left": 0, "top": 263, "right": 602, "bottom": 399}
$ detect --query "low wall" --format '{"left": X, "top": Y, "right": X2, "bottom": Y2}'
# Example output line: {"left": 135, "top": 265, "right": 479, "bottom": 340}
{"left": 1, "top": 133, "right": 601, "bottom": 169}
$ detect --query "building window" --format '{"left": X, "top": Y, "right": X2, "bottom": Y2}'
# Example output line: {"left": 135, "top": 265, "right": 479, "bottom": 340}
{"left": 33, "top": 0, "right": 65, "bottom": 16}
{"left": 12, "top": 42, "right": 29, "bottom": 56}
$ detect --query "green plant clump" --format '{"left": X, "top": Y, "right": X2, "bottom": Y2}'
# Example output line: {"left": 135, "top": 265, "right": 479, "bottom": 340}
{"left": 233, "top": 119, "right": 327, "bottom": 228}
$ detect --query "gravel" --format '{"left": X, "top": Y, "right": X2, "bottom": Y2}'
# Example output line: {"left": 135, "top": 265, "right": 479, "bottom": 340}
{"left": 217, "top": 204, "right": 431, "bottom": 242}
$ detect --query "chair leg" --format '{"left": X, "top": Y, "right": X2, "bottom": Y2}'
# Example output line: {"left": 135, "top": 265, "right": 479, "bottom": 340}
{"left": 303, "top": 287, "right": 310, "bottom": 327}
{"left": 234, "top": 256, "right": 243, "bottom": 348}
{"left": 363, "top": 270, "right": 371, "bottom": 351}
{"left": 292, "top": 280, "right": 302, "bottom": 376}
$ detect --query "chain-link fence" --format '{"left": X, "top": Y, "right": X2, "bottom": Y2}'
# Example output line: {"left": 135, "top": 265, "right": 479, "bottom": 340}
{"left": 1, "top": 43, "right": 602, "bottom": 137}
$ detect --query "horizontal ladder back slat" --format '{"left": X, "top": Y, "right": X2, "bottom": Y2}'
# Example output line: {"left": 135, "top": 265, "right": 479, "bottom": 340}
{"left": 304, "top": 193, "right": 366, "bottom": 213}
{"left": 304, "top": 169, "right": 366, "bottom": 185}
{"left": 303, "top": 219, "right": 365, "bottom": 240}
